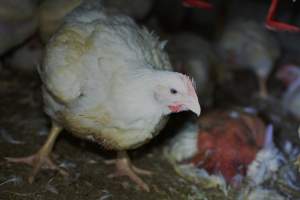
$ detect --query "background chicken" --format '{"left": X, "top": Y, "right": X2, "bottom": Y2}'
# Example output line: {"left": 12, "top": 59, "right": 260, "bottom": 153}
{"left": 3, "top": 37, "right": 43, "bottom": 73}
{"left": 217, "top": 20, "right": 280, "bottom": 98}
{"left": 0, "top": 0, "right": 38, "bottom": 55}
{"left": 38, "top": 0, "right": 82, "bottom": 42}
{"left": 102, "top": 0, "right": 154, "bottom": 21}
{"left": 6, "top": 0, "right": 200, "bottom": 192}
{"left": 276, "top": 64, "right": 300, "bottom": 120}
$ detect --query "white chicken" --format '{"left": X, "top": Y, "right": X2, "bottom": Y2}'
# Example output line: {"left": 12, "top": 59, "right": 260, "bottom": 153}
{"left": 217, "top": 20, "right": 280, "bottom": 98}
{"left": 6, "top": 0, "right": 200, "bottom": 192}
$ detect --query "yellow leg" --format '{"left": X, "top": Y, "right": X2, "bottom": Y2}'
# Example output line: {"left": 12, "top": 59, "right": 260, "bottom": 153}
{"left": 6, "top": 122, "right": 67, "bottom": 183}
{"left": 41, "top": 122, "right": 62, "bottom": 153}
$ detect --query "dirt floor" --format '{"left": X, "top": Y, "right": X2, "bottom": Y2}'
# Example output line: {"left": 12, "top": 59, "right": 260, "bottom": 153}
{"left": 0, "top": 72, "right": 232, "bottom": 200}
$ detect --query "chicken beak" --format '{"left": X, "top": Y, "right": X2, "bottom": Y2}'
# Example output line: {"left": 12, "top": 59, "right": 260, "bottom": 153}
{"left": 185, "top": 95, "right": 201, "bottom": 116}
{"left": 180, "top": 74, "right": 201, "bottom": 116}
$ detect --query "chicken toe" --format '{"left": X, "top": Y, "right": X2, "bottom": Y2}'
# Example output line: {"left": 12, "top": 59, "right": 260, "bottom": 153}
{"left": 6, "top": 122, "right": 66, "bottom": 183}
{"left": 6, "top": 152, "right": 68, "bottom": 183}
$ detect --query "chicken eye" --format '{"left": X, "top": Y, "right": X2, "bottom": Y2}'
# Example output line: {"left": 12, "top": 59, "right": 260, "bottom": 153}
{"left": 170, "top": 88, "right": 178, "bottom": 94}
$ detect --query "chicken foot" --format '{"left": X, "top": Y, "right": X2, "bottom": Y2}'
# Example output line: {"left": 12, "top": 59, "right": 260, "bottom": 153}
{"left": 6, "top": 122, "right": 67, "bottom": 183}
{"left": 105, "top": 151, "right": 152, "bottom": 192}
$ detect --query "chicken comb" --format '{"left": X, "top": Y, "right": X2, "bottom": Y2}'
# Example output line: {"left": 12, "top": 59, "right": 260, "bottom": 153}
{"left": 180, "top": 74, "right": 197, "bottom": 97}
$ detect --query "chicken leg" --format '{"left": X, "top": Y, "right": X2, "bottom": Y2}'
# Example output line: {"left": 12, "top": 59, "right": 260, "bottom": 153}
{"left": 258, "top": 77, "right": 268, "bottom": 98}
{"left": 105, "top": 151, "right": 152, "bottom": 192}
{"left": 6, "top": 122, "right": 67, "bottom": 183}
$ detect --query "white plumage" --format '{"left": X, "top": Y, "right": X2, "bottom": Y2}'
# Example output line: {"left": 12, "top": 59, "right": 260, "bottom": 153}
{"left": 246, "top": 125, "right": 284, "bottom": 186}
{"left": 165, "top": 122, "right": 198, "bottom": 163}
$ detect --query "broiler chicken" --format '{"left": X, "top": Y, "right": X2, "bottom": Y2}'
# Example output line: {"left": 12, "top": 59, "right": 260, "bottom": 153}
{"left": 217, "top": 20, "right": 280, "bottom": 98}
{"left": 6, "top": 0, "right": 200, "bottom": 192}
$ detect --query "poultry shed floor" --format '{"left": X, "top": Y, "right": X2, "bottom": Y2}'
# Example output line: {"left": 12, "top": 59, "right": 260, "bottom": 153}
{"left": 0, "top": 71, "right": 299, "bottom": 200}
{"left": 0, "top": 72, "right": 230, "bottom": 200}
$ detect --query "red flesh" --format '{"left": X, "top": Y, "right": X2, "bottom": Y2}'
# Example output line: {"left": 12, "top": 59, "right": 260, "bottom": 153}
{"left": 190, "top": 111, "right": 266, "bottom": 186}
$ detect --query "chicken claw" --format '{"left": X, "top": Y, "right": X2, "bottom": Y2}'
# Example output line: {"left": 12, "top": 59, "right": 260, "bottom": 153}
{"left": 6, "top": 122, "right": 66, "bottom": 183}
{"left": 6, "top": 153, "right": 68, "bottom": 183}
{"left": 105, "top": 151, "right": 152, "bottom": 192}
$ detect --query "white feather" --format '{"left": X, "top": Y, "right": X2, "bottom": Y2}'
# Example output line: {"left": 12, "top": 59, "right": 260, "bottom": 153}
{"left": 166, "top": 122, "right": 198, "bottom": 162}
{"left": 246, "top": 125, "right": 285, "bottom": 186}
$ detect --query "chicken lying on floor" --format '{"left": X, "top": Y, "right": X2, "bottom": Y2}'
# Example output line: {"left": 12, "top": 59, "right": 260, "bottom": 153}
{"left": 165, "top": 110, "right": 267, "bottom": 189}
{"left": 6, "top": 1, "right": 200, "bottom": 192}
